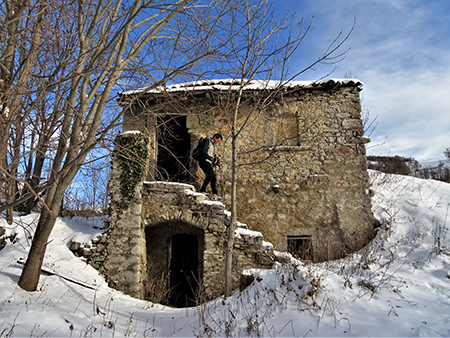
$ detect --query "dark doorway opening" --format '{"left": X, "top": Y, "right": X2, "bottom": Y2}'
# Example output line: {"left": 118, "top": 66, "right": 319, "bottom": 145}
{"left": 287, "top": 235, "right": 312, "bottom": 261}
{"left": 168, "top": 233, "right": 199, "bottom": 308}
{"left": 145, "top": 221, "right": 203, "bottom": 307}
{"left": 156, "top": 115, "right": 191, "bottom": 182}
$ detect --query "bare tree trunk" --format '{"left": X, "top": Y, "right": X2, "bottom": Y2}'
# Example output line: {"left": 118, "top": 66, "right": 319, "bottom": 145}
{"left": 224, "top": 84, "right": 243, "bottom": 297}
{"left": 21, "top": 137, "right": 48, "bottom": 213}
{"left": 18, "top": 206, "right": 58, "bottom": 290}
{"left": 18, "top": 178, "right": 64, "bottom": 291}
{"left": 224, "top": 132, "right": 238, "bottom": 297}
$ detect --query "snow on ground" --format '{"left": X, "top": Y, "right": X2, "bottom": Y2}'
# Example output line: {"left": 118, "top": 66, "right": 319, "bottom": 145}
{"left": 0, "top": 170, "right": 449, "bottom": 337}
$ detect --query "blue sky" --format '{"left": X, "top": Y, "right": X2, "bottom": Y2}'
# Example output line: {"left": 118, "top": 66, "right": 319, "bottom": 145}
{"left": 275, "top": 0, "right": 450, "bottom": 164}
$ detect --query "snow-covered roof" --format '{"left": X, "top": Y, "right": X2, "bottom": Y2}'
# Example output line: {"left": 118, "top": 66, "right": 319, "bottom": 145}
{"left": 119, "top": 78, "right": 363, "bottom": 96}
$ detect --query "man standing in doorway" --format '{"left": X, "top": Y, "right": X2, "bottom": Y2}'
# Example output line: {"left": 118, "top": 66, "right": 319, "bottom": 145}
{"left": 197, "top": 133, "right": 222, "bottom": 200}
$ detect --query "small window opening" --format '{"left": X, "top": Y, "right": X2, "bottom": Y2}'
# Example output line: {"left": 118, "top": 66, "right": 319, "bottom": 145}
{"left": 276, "top": 113, "right": 299, "bottom": 146}
{"left": 287, "top": 235, "right": 312, "bottom": 261}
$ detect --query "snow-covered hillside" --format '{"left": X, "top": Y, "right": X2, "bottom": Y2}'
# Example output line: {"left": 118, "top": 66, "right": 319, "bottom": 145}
{"left": 1, "top": 170, "right": 449, "bottom": 337}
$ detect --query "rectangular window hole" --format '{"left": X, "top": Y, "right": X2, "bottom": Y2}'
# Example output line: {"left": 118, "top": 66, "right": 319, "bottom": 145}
{"left": 287, "top": 235, "right": 312, "bottom": 261}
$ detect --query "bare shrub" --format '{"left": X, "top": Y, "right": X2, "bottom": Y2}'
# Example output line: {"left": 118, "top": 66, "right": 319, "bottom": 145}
{"left": 432, "top": 210, "right": 450, "bottom": 255}
{"left": 143, "top": 273, "right": 172, "bottom": 305}
{"left": 367, "top": 155, "right": 419, "bottom": 175}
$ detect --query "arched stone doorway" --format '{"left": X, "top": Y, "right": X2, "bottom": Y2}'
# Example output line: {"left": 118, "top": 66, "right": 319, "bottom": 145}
{"left": 145, "top": 220, "right": 204, "bottom": 308}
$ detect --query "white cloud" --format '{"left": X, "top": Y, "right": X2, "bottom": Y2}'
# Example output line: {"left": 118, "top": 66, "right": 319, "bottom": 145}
{"left": 361, "top": 58, "right": 450, "bottom": 161}
{"left": 286, "top": 0, "right": 450, "bottom": 163}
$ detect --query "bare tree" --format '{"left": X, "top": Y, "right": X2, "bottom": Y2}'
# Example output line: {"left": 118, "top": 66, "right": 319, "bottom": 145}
{"left": 62, "top": 152, "right": 111, "bottom": 215}
{"left": 0, "top": 0, "right": 48, "bottom": 223}
{"left": 214, "top": 3, "right": 354, "bottom": 296}
{"left": 0, "top": 0, "right": 246, "bottom": 292}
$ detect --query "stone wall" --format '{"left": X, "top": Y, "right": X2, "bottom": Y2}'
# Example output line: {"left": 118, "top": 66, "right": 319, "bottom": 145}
{"left": 214, "top": 86, "right": 376, "bottom": 261}
{"left": 101, "top": 133, "right": 148, "bottom": 298}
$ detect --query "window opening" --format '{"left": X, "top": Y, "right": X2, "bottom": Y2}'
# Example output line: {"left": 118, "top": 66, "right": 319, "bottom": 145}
{"left": 287, "top": 235, "right": 312, "bottom": 260}
{"left": 276, "top": 113, "right": 299, "bottom": 146}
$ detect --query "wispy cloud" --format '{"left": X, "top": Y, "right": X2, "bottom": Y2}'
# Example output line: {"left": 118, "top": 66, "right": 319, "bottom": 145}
{"left": 284, "top": 0, "right": 450, "bottom": 162}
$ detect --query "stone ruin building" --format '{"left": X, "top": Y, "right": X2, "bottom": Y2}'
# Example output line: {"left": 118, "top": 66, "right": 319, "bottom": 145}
{"left": 84, "top": 78, "right": 377, "bottom": 308}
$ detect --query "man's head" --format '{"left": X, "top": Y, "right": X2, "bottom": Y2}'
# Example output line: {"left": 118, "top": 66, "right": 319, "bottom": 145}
{"left": 212, "top": 133, "right": 222, "bottom": 145}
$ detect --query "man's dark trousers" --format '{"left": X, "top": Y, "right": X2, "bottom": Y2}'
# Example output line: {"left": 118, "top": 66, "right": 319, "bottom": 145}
{"left": 199, "top": 160, "right": 217, "bottom": 195}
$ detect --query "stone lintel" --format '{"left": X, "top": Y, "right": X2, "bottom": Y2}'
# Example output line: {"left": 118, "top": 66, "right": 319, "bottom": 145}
{"left": 273, "top": 145, "right": 311, "bottom": 152}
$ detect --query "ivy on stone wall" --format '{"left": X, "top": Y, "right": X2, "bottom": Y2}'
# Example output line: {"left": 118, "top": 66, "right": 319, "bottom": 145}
{"left": 109, "top": 134, "right": 149, "bottom": 216}
{"left": 118, "top": 135, "right": 148, "bottom": 201}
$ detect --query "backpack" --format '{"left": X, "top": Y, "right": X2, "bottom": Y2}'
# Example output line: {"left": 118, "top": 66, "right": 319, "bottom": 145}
{"left": 192, "top": 137, "right": 207, "bottom": 161}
